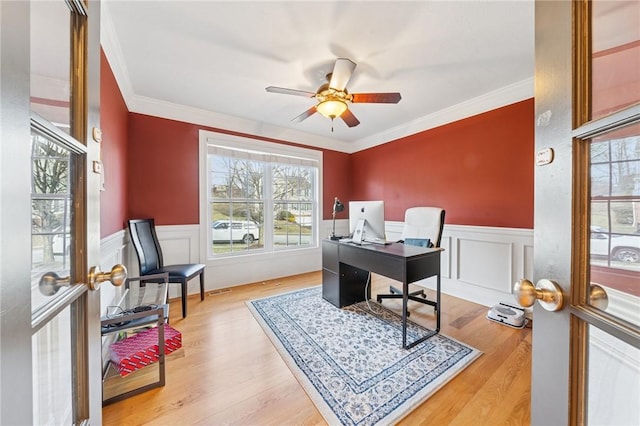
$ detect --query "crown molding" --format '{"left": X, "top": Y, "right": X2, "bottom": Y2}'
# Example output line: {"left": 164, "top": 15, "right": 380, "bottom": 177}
{"left": 100, "top": 2, "right": 135, "bottom": 111}
{"left": 349, "top": 78, "right": 534, "bottom": 153}
{"left": 127, "top": 94, "right": 349, "bottom": 152}
{"left": 101, "top": 5, "right": 533, "bottom": 154}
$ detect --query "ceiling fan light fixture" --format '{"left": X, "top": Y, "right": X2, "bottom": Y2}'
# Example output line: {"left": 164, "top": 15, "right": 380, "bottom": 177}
{"left": 316, "top": 99, "right": 348, "bottom": 119}
{"left": 266, "top": 58, "right": 400, "bottom": 129}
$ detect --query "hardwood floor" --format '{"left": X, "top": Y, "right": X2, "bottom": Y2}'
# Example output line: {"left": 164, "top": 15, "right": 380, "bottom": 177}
{"left": 102, "top": 271, "right": 531, "bottom": 425}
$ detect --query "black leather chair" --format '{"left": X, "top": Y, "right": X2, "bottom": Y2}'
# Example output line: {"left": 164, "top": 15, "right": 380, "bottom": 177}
{"left": 377, "top": 207, "right": 445, "bottom": 310}
{"left": 128, "top": 218, "right": 205, "bottom": 318}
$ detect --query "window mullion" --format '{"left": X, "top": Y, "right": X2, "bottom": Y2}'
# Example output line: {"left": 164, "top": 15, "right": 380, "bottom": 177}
{"left": 264, "top": 163, "right": 274, "bottom": 248}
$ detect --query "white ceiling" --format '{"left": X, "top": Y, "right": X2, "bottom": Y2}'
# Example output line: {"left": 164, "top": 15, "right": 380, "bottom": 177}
{"left": 101, "top": 1, "right": 535, "bottom": 153}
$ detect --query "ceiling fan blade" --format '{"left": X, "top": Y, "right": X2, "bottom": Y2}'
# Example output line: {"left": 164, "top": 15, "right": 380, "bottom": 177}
{"left": 292, "top": 106, "right": 317, "bottom": 123}
{"left": 340, "top": 109, "right": 360, "bottom": 128}
{"left": 351, "top": 93, "right": 402, "bottom": 103}
{"left": 266, "top": 86, "right": 316, "bottom": 98}
{"left": 328, "top": 58, "right": 357, "bottom": 91}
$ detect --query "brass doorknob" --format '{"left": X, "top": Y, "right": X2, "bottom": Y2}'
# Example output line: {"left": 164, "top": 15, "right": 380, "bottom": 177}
{"left": 88, "top": 264, "right": 127, "bottom": 290}
{"left": 39, "top": 272, "right": 71, "bottom": 296}
{"left": 514, "top": 278, "right": 564, "bottom": 312}
{"left": 590, "top": 283, "right": 608, "bottom": 311}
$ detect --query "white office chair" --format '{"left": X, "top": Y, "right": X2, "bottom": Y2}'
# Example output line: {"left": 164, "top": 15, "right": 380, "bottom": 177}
{"left": 376, "top": 207, "right": 445, "bottom": 310}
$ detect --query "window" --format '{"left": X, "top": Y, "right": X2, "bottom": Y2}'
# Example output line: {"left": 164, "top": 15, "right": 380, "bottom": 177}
{"left": 31, "top": 126, "right": 74, "bottom": 285}
{"left": 26, "top": 0, "right": 93, "bottom": 423}
{"left": 589, "top": 127, "right": 640, "bottom": 271}
{"left": 29, "top": 0, "right": 88, "bottom": 313}
{"left": 204, "top": 134, "right": 321, "bottom": 257}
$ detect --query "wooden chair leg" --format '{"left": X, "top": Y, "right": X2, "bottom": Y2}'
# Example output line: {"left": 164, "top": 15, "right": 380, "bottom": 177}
{"left": 199, "top": 271, "right": 205, "bottom": 301}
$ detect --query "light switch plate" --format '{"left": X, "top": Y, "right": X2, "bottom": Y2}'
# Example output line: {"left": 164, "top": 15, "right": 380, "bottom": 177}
{"left": 536, "top": 147, "right": 554, "bottom": 166}
{"left": 92, "top": 127, "right": 102, "bottom": 143}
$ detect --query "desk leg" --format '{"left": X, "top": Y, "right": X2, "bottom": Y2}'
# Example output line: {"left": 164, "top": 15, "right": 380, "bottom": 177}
{"left": 402, "top": 281, "right": 408, "bottom": 348}
{"left": 402, "top": 270, "right": 441, "bottom": 350}
{"left": 436, "top": 272, "right": 441, "bottom": 332}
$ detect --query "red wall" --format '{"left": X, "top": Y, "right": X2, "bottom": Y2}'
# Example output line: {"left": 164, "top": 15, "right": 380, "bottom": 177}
{"left": 127, "top": 113, "right": 352, "bottom": 224}
{"left": 127, "top": 114, "right": 200, "bottom": 225}
{"left": 99, "top": 50, "right": 129, "bottom": 237}
{"left": 101, "top": 53, "right": 533, "bottom": 231}
{"left": 322, "top": 149, "right": 352, "bottom": 219}
{"left": 350, "top": 99, "right": 534, "bottom": 228}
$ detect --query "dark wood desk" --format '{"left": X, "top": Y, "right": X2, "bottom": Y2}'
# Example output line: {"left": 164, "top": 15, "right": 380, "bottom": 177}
{"left": 322, "top": 240, "right": 441, "bottom": 349}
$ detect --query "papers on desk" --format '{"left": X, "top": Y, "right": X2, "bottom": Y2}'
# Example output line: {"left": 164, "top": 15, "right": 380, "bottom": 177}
{"left": 337, "top": 237, "right": 391, "bottom": 246}
{"left": 364, "top": 238, "right": 392, "bottom": 245}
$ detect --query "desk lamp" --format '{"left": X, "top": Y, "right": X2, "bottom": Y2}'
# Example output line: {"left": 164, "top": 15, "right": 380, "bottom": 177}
{"left": 330, "top": 197, "right": 345, "bottom": 240}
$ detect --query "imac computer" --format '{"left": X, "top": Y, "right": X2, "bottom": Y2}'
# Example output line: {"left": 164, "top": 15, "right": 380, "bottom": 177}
{"left": 348, "top": 200, "right": 387, "bottom": 244}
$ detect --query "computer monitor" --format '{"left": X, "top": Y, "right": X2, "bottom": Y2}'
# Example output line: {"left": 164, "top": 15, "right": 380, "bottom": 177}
{"left": 348, "top": 200, "right": 386, "bottom": 242}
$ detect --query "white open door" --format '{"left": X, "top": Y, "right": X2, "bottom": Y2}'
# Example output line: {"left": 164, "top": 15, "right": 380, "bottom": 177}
{"left": 1, "top": 1, "right": 109, "bottom": 423}
{"left": 529, "top": 1, "right": 640, "bottom": 424}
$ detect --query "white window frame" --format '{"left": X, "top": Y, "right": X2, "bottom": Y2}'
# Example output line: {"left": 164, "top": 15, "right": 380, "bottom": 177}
{"left": 199, "top": 131, "right": 323, "bottom": 283}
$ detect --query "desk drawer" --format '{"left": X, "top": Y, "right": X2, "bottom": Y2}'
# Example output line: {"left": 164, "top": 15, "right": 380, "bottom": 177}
{"left": 339, "top": 244, "right": 404, "bottom": 282}
{"left": 322, "top": 263, "right": 369, "bottom": 308}
{"left": 322, "top": 240, "right": 339, "bottom": 272}
{"left": 407, "top": 253, "right": 440, "bottom": 282}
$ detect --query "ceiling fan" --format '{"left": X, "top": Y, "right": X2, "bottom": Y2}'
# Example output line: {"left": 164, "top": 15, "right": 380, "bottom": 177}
{"left": 265, "top": 58, "right": 401, "bottom": 130}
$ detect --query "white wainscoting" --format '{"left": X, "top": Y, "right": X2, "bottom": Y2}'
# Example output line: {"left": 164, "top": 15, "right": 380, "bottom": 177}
{"left": 98, "top": 225, "right": 203, "bottom": 305}
{"left": 99, "top": 224, "right": 323, "bottom": 299}
{"left": 98, "top": 229, "right": 128, "bottom": 362}
{"left": 384, "top": 221, "right": 534, "bottom": 309}
{"left": 99, "top": 221, "right": 534, "bottom": 309}
{"left": 99, "top": 229, "right": 128, "bottom": 314}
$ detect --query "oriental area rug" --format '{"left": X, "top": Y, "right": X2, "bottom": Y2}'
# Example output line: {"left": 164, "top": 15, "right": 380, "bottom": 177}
{"left": 247, "top": 286, "right": 481, "bottom": 426}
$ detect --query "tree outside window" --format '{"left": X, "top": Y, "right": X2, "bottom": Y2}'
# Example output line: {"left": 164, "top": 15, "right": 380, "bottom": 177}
{"left": 208, "top": 146, "right": 318, "bottom": 256}
{"left": 31, "top": 131, "right": 72, "bottom": 269}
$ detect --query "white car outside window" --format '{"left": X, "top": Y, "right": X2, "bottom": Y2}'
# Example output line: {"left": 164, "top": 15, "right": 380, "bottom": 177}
{"left": 590, "top": 226, "right": 640, "bottom": 263}
{"left": 212, "top": 220, "right": 260, "bottom": 244}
